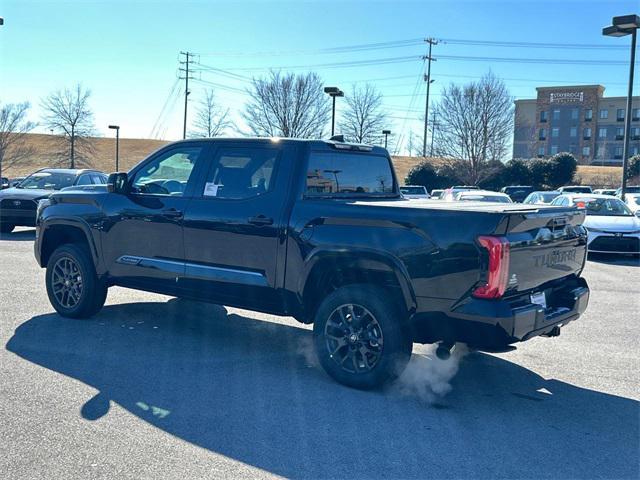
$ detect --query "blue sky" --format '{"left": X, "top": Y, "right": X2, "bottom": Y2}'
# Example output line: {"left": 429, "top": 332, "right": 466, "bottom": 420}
{"left": 1, "top": 0, "right": 638, "bottom": 153}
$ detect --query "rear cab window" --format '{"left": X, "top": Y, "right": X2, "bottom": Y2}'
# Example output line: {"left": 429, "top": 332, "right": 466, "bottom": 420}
{"left": 305, "top": 151, "right": 397, "bottom": 197}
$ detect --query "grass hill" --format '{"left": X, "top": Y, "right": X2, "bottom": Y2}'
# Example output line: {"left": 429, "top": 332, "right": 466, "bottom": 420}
{"left": 2, "top": 134, "right": 624, "bottom": 188}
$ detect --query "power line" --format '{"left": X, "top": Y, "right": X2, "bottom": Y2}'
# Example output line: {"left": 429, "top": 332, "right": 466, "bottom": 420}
{"left": 435, "top": 54, "right": 627, "bottom": 65}
{"left": 440, "top": 37, "right": 627, "bottom": 50}
{"left": 149, "top": 79, "right": 180, "bottom": 139}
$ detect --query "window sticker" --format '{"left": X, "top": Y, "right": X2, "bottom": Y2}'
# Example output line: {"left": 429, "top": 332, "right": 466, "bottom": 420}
{"left": 203, "top": 182, "right": 221, "bottom": 197}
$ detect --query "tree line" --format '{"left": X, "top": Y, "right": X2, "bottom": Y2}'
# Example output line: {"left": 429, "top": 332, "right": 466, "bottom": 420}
{"left": 1, "top": 71, "right": 515, "bottom": 179}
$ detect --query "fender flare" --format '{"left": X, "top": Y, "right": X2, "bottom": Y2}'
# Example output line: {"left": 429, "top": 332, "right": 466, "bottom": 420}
{"left": 299, "top": 246, "right": 417, "bottom": 315}
{"left": 39, "top": 217, "right": 103, "bottom": 273}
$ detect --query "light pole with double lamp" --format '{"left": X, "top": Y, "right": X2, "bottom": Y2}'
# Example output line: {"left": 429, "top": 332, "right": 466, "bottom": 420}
{"left": 603, "top": 14, "right": 639, "bottom": 200}
{"left": 108, "top": 125, "right": 120, "bottom": 171}
{"left": 324, "top": 87, "right": 344, "bottom": 136}
{"left": 382, "top": 129, "right": 391, "bottom": 149}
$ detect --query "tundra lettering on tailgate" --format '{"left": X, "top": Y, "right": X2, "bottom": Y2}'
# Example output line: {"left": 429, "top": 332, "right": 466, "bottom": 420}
{"left": 533, "top": 249, "right": 577, "bottom": 268}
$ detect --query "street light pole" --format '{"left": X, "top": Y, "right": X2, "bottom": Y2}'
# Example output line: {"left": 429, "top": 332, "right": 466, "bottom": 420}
{"left": 382, "top": 129, "right": 391, "bottom": 149}
{"left": 324, "top": 87, "right": 344, "bottom": 137}
{"left": 603, "top": 14, "right": 639, "bottom": 201}
{"left": 108, "top": 125, "right": 120, "bottom": 171}
{"left": 621, "top": 28, "right": 636, "bottom": 200}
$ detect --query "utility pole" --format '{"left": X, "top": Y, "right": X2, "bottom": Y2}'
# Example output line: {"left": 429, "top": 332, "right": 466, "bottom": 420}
{"left": 422, "top": 37, "right": 438, "bottom": 157}
{"left": 179, "top": 51, "right": 196, "bottom": 139}
{"left": 430, "top": 110, "right": 438, "bottom": 157}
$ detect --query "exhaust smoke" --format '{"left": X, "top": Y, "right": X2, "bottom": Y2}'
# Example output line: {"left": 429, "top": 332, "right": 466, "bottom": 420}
{"left": 396, "top": 343, "right": 468, "bottom": 404}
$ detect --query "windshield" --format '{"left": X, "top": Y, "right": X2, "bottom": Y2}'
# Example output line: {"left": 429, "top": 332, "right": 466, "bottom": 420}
{"left": 563, "top": 186, "right": 592, "bottom": 193}
{"left": 458, "top": 194, "right": 511, "bottom": 203}
{"left": 540, "top": 192, "right": 560, "bottom": 202}
{"left": 400, "top": 187, "right": 426, "bottom": 195}
{"left": 18, "top": 171, "right": 76, "bottom": 190}
{"left": 575, "top": 197, "right": 633, "bottom": 216}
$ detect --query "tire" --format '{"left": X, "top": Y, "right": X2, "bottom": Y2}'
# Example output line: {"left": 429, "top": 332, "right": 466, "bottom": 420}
{"left": 313, "top": 284, "right": 412, "bottom": 390}
{"left": 0, "top": 223, "right": 15, "bottom": 234}
{"left": 45, "top": 243, "right": 108, "bottom": 319}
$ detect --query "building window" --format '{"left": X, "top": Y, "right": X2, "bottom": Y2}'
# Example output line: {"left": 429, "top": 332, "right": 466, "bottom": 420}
{"left": 552, "top": 109, "right": 560, "bottom": 121}
{"left": 633, "top": 108, "right": 640, "bottom": 121}
{"left": 537, "top": 146, "right": 545, "bottom": 157}
{"left": 552, "top": 127, "right": 559, "bottom": 138}
{"left": 599, "top": 109, "right": 608, "bottom": 119}
{"left": 570, "top": 127, "right": 577, "bottom": 137}
{"left": 633, "top": 146, "right": 640, "bottom": 155}
{"left": 550, "top": 145, "right": 559, "bottom": 155}
{"left": 585, "top": 109, "right": 593, "bottom": 121}
{"left": 614, "top": 146, "right": 623, "bottom": 159}
{"left": 540, "top": 110, "right": 547, "bottom": 122}
{"left": 616, "top": 127, "right": 624, "bottom": 140}
{"left": 598, "top": 127, "right": 607, "bottom": 138}
{"left": 632, "top": 127, "right": 640, "bottom": 140}
{"left": 617, "top": 109, "right": 625, "bottom": 121}
{"left": 597, "top": 145, "right": 606, "bottom": 158}
{"left": 583, "top": 127, "right": 592, "bottom": 139}
{"left": 582, "top": 146, "right": 591, "bottom": 157}
{"left": 571, "top": 108, "right": 579, "bottom": 120}
{"left": 539, "top": 128, "right": 546, "bottom": 140}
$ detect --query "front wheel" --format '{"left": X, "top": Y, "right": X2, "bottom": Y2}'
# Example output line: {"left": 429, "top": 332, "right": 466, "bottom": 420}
{"left": 45, "top": 244, "right": 107, "bottom": 318}
{"left": 313, "top": 284, "right": 412, "bottom": 390}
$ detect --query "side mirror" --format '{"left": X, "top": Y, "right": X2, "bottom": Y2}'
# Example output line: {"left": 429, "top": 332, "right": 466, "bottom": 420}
{"left": 635, "top": 210, "right": 640, "bottom": 218}
{"left": 107, "top": 172, "right": 128, "bottom": 194}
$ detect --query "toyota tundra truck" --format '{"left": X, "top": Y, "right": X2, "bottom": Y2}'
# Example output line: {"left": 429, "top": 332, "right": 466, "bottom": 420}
{"left": 34, "top": 138, "right": 590, "bottom": 389}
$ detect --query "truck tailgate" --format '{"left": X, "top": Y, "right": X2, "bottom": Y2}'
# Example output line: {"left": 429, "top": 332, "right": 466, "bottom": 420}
{"left": 502, "top": 207, "right": 587, "bottom": 294}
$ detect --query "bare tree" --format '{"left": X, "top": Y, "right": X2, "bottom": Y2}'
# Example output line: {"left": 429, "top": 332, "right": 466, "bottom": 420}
{"left": 339, "top": 84, "right": 387, "bottom": 144}
{"left": 0, "top": 101, "right": 36, "bottom": 181}
{"left": 242, "top": 71, "right": 330, "bottom": 138}
{"left": 41, "top": 84, "right": 96, "bottom": 168}
{"left": 190, "top": 89, "right": 232, "bottom": 138}
{"left": 433, "top": 72, "right": 513, "bottom": 184}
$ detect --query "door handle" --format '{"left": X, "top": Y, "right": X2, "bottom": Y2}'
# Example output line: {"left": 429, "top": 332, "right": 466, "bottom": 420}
{"left": 162, "top": 208, "right": 183, "bottom": 218}
{"left": 248, "top": 215, "right": 273, "bottom": 226}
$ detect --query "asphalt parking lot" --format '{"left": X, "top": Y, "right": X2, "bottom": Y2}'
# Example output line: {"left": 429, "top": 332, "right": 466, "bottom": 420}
{"left": 0, "top": 227, "right": 638, "bottom": 480}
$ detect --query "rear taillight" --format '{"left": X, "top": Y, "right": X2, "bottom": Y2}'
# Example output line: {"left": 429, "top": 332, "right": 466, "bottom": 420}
{"left": 473, "top": 236, "right": 510, "bottom": 299}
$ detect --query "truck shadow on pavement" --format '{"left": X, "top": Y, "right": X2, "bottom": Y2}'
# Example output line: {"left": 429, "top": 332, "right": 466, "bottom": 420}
{"left": 6, "top": 299, "right": 639, "bottom": 479}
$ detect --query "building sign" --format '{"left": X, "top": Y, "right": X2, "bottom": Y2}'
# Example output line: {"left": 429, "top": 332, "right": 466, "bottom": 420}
{"left": 550, "top": 91, "right": 584, "bottom": 103}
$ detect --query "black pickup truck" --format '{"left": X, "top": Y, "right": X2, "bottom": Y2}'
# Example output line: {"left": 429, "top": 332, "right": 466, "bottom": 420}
{"left": 34, "top": 138, "right": 590, "bottom": 389}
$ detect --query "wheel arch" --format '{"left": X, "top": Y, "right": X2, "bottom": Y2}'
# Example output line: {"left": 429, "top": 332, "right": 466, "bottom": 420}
{"left": 39, "top": 219, "right": 101, "bottom": 272}
{"left": 299, "top": 248, "right": 416, "bottom": 323}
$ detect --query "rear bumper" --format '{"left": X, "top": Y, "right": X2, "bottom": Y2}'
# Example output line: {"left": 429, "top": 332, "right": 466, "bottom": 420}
{"left": 411, "top": 276, "right": 589, "bottom": 347}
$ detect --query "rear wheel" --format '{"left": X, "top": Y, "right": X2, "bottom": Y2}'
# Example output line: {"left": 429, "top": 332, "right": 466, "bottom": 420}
{"left": 0, "top": 222, "right": 15, "bottom": 234}
{"left": 313, "top": 284, "right": 412, "bottom": 390}
{"left": 45, "top": 244, "right": 107, "bottom": 318}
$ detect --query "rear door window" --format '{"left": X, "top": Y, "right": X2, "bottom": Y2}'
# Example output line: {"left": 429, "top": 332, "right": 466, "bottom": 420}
{"left": 305, "top": 152, "right": 395, "bottom": 196}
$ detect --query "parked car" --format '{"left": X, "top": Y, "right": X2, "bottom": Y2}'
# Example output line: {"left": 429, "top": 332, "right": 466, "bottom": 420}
{"left": 454, "top": 190, "right": 512, "bottom": 203}
{"left": 615, "top": 185, "right": 640, "bottom": 197}
{"left": 430, "top": 189, "right": 444, "bottom": 199}
{"left": 593, "top": 189, "right": 616, "bottom": 196}
{"left": 34, "top": 138, "right": 590, "bottom": 390}
{"left": 0, "top": 168, "right": 108, "bottom": 233}
{"left": 1, "top": 177, "right": 9, "bottom": 189}
{"left": 500, "top": 185, "right": 534, "bottom": 203}
{"left": 558, "top": 185, "right": 593, "bottom": 194}
{"left": 523, "top": 191, "right": 561, "bottom": 205}
{"left": 623, "top": 193, "right": 640, "bottom": 214}
{"left": 10, "top": 177, "right": 25, "bottom": 187}
{"left": 551, "top": 194, "right": 640, "bottom": 255}
{"left": 400, "top": 185, "right": 430, "bottom": 199}
{"left": 441, "top": 186, "right": 479, "bottom": 201}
